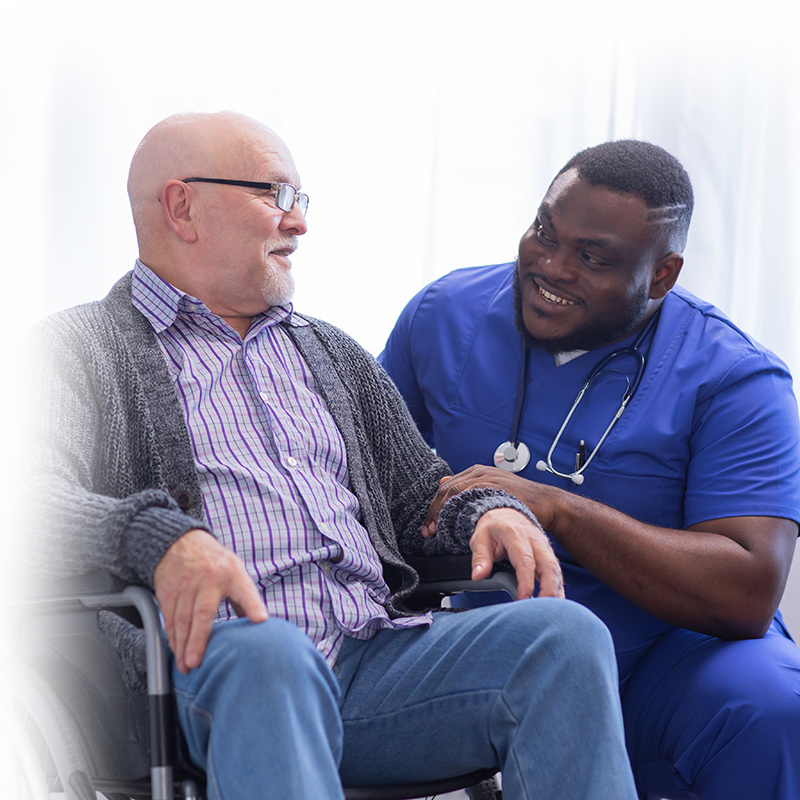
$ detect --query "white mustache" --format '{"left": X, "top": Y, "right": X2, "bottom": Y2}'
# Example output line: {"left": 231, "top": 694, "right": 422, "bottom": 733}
{"left": 270, "top": 237, "right": 298, "bottom": 255}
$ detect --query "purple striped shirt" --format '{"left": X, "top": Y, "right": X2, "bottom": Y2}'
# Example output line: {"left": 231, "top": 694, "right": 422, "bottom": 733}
{"left": 132, "top": 261, "right": 429, "bottom": 664}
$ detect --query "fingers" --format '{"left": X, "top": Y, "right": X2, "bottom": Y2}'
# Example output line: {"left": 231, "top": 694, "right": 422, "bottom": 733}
{"left": 175, "top": 582, "right": 217, "bottom": 673}
{"left": 423, "top": 465, "right": 502, "bottom": 530}
{"left": 154, "top": 529, "right": 267, "bottom": 673}
{"left": 470, "top": 528, "right": 495, "bottom": 583}
{"left": 531, "top": 541, "right": 565, "bottom": 599}
{"left": 423, "top": 480, "right": 460, "bottom": 530}
{"left": 502, "top": 533, "right": 538, "bottom": 600}
{"left": 470, "top": 508, "right": 565, "bottom": 601}
{"left": 227, "top": 562, "right": 270, "bottom": 624}
{"left": 506, "top": 528, "right": 564, "bottom": 600}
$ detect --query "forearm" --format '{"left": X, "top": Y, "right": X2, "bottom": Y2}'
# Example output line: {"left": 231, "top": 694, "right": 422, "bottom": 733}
{"left": 422, "top": 487, "right": 543, "bottom": 557}
{"left": 23, "top": 476, "right": 207, "bottom": 589}
{"left": 23, "top": 317, "right": 209, "bottom": 590}
{"left": 540, "top": 484, "right": 793, "bottom": 638}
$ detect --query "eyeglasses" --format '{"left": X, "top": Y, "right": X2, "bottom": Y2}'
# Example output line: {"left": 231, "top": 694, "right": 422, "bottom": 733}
{"left": 182, "top": 177, "right": 309, "bottom": 215}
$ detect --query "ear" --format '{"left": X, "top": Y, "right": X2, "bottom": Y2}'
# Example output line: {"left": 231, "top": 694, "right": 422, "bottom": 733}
{"left": 649, "top": 253, "right": 683, "bottom": 299}
{"left": 159, "top": 180, "right": 199, "bottom": 244}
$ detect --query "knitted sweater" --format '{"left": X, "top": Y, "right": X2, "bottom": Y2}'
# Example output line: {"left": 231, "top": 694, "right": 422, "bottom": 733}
{"left": 25, "top": 272, "right": 535, "bottom": 618}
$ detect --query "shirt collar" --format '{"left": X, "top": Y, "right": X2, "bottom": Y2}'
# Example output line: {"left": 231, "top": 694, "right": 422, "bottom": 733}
{"left": 131, "top": 260, "right": 308, "bottom": 334}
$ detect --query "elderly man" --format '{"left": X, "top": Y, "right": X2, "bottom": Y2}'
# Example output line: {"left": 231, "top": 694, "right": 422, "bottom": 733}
{"left": 380, "top": 140, "right": 800, "bottom": 799}
{"left": 23, "top": 112, "right": 638, "bottom": 800}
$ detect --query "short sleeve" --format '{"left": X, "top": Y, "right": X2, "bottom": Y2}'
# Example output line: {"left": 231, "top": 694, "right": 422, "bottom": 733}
{"left": 685, "top": 356, "right": 800, "bottom": 527}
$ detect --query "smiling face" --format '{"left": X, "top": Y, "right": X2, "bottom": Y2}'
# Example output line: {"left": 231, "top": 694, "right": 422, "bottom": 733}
{"left": 515, "top": 168, "right": 679, "bottom": 354}
{"left": 187, "top": 126, "right": 307, "bottom": 318}
{"left": 129, "top": 112, "right": 309, "bottom": 337}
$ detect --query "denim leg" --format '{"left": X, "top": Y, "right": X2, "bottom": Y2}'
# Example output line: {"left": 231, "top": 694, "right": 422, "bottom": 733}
{"left": 336, "top": 600, "right": 637, "bottom": 800}
{"left": 172, "top": 617, "right": 344, "bottom": 800}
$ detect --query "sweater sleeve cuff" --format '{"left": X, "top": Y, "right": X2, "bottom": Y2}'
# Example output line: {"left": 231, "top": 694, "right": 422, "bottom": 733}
{"left": 424, "top": 487, "right": 544, "bottom": 555}
{"left": 122, "top": 503, "right": 213, "bottom": 589}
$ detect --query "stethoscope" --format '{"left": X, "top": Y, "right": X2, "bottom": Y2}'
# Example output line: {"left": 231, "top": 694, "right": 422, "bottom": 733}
{"left": 492, "top": 310, "right": 661, "bottom": 484}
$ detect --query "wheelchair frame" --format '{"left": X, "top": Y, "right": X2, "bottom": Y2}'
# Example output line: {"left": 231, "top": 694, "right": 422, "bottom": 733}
{"left": 4, "top": 558, "right": 516, "bottom": 800}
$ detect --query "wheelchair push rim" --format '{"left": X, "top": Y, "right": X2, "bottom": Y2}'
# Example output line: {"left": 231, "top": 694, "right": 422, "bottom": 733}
{"left": 0, "top": 658, "right": 95, "bottom": 800}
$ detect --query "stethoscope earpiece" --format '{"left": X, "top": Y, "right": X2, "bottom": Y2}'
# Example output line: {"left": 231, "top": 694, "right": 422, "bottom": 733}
{"left": 536, "top": 458, "right": 583, "bottom": 484}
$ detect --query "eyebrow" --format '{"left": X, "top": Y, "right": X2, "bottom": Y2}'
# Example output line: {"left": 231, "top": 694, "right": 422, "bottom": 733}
{"left": 537, "top": 202, "right": 636, "bottom": 251}
{"left": 575, "top": 236, "right": 614, "bottom": 250}
{"left": 538, "top": 203, "right": 615, "bottom": 250}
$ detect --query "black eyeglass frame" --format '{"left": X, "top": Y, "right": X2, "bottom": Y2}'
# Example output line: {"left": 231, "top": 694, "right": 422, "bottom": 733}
{"left": 182, "top": 177, "right": 309, "bottom": 215}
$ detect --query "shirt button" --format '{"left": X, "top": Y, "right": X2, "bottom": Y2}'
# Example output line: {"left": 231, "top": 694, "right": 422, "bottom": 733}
{"left": 322, "top": 562, "right": 331, "bottom": 574}
{"left": 187, "top": 304, "right": 199, "bottom": 312}
{"left": 286, "top": 456, "right": 298, "bottom": 468}
{"left": 319, "top": 522, "right": 329, "bottom": 533}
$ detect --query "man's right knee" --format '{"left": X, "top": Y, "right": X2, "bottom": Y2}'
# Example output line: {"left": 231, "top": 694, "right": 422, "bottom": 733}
{"left": 469, "top": 598, "right": 618, "bottom": 698}
{"left": 498, "top": 598, "right": 616, "bottom": 664}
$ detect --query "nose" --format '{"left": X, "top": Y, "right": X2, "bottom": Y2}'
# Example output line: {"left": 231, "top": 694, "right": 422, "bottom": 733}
{"left": 280, "top": 203, "right": 308, "bottom": 236}
{"left": 538, "top": 250, "right": 578, "bottom": 283}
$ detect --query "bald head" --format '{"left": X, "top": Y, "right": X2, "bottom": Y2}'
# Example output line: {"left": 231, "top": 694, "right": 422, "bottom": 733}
{"left": 127, "top": 111, "right": 290, "bottom": 249}
{"left": 125, "top": 111, "right": 307, "bottom": 337}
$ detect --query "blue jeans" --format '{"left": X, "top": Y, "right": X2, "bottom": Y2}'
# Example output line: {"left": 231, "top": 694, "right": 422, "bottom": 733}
{"left": 173, "top": 599, "right": 637, "bottom": 800}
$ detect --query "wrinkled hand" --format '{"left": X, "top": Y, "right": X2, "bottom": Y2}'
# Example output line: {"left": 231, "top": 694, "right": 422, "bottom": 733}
{"left": 424, "top": 465, "right": 558, "bottom": 534}
{"left": 153, "top": 529, "right": 268, "bottom": 673}
{"left": 470, "top": 507, "right": 564, "bottom": 599}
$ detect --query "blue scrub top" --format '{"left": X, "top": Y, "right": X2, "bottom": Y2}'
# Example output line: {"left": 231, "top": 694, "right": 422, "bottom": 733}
{"left": 380, "top": 263, "right": 800, "bottom": 677}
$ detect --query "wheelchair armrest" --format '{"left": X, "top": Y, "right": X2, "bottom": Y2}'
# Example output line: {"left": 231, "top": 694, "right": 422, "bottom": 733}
{"left": 406, "top": 555, "right": 518, "bottom": 601}
{"left": 0, "top": 569, "right": 129, "bottom": 601}
{"left": 8, "top": 572, "right": 177, "bottom": 799}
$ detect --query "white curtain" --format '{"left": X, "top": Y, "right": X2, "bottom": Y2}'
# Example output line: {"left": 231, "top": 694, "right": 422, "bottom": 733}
{"left": 6, "top": 1, "right": 623, "bottom": 352}
{"left": 3, "top": 0, "right": 799, "bottom": 619}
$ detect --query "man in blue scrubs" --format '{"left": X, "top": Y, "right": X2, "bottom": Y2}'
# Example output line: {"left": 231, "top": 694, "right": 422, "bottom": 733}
{"left": 379, "top": 141, "right": 800, "bottom": 800}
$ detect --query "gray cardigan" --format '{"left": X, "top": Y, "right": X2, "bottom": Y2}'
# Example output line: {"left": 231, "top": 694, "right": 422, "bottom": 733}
{"left": 25, "top": 272, "right": 535, "bottom": 618}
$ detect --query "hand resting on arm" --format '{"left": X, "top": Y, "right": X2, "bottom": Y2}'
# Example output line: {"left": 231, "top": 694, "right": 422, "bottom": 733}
{"left": 433, "top": 506, "right": 565, "bottom": 600}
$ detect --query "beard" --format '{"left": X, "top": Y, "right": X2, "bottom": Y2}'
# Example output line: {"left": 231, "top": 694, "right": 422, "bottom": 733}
{"left": 260, "top": 237, "right": 297, "bottom": 307}
{"left": 261, "top": 266, "right": 295, "bottom": 307}
{"left": 512, "top": 263, "right": 649, "bottom": 355}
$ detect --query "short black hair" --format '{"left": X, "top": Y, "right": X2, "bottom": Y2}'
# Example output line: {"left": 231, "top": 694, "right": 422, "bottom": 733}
{"left": 557, "top": 140, "right": 694, "bottom": 250}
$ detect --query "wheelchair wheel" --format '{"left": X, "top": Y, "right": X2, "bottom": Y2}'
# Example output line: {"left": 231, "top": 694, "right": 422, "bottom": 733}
{"left": 1, "top": 658, "right": 96, "bottom": 800}
{"left": 466, "top": 775, "right": 501, "bottom": 800}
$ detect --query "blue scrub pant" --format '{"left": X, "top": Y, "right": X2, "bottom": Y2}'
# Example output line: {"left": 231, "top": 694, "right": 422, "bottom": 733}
{"left": 453, "top": 594, "right": 800, "bottom": 799}
{"left": 172, "top": 601, "right": 638, "bottom": 800}
{"left": 621, "top": 617, "right": 800, "bottom": 800}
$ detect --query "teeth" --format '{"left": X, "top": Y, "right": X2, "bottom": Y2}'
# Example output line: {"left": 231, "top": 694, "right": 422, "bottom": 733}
{"left": 539, "top": 285, "right": 576, "bottom": 306}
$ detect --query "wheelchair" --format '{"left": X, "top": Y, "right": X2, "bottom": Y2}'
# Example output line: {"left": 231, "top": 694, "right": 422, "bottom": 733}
{"left": 3, "top": 556, "right": 516, "bottom": 800}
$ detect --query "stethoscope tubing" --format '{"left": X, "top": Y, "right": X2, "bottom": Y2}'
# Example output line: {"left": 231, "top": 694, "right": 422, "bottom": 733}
{"left": 497, "top": 309, "right": 661, "bottom": 482}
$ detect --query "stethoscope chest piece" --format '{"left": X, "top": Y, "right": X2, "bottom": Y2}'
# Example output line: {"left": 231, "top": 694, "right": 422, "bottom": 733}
{"left": 493, "top": 440, "right": 531, "bottom": 473}
{"left": 492, "top": 308, "right": 661, "bottom": 483}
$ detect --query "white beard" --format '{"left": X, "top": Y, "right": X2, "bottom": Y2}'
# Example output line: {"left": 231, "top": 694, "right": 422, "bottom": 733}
{"left": 261, "top": 267, "right": 295, "bottom": 307}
